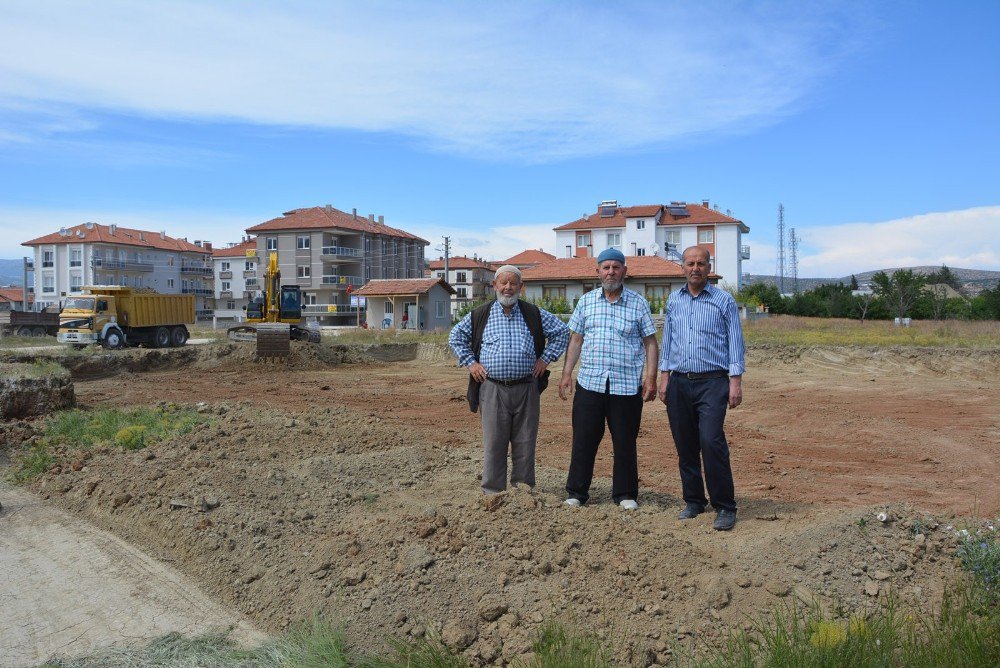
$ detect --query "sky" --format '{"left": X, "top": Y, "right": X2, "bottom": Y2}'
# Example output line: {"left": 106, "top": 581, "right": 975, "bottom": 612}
{"left": 0, "top": 0, "right": 997, "bottom": 278}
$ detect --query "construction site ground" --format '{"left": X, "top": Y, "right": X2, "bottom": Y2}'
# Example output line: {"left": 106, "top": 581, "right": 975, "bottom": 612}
{"left": 2, "top": 341, "right": 998, "bottom": 666}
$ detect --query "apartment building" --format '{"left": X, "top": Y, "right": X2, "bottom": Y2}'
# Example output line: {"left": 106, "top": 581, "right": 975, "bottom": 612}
{"left": 554, "top": 199, "right": 751, "bottom": 291}
{"left": 428, "top": 255, "right": 495, "bottom": 315}
{"left": 22, "top": 222, "right": 213, "bottom": 312}
{"left": 245, "top": 205, "right": 428, "bottom": 325}
{"left": 211, "top": 238, "right": 259, "bottom": 321}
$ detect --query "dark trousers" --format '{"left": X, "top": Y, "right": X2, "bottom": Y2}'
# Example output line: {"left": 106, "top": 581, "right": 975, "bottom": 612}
{"left": 666, "top": 375, "right": 736, "bottom": 511}
{"left": 565, "top": 382, "right": 643, "bottom": 504}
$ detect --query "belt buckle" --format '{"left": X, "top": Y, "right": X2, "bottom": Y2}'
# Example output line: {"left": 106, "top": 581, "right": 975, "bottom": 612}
{"left": 686, "top": 371, "right": 696, "bottom": 380}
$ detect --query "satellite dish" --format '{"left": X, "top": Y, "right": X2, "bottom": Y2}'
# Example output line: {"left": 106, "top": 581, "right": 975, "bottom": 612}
{"left": 649, "top": 243, "right": 661, "bottom": 253}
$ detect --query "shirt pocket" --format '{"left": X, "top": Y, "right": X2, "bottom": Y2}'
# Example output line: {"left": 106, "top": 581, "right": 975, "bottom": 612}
{"left": 480, "top": 333, "right": 502, "bottom": 353}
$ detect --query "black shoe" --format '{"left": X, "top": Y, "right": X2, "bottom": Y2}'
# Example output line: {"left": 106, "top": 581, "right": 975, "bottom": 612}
{"left": 713, "top": 509, "right": 737, "bottom": 531}
{"left": 677, "top": 503, "right": 707, "bottom": 520}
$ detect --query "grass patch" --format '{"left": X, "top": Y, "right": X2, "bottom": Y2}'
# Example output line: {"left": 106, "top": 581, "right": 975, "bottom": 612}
{"left": 957, "top": 526, "right": 1000, "bottom": 608}
{"left": 0, "top": 360, "right": 68, "bottom": 379}
{"left": 743, "top": 315, "right": 1000, "bottom": 348}
{"left": 323, "top": 329, "right": 450, "bottom": 345}
{"left": 11, "top": 405, "right": 210, "bottom": 482}
{"left": 0, "top": 334, "right": 57, "bottom": 349}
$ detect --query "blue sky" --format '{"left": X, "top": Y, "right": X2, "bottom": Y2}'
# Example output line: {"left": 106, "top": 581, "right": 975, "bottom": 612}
{"left": 0, "top": 0, "right": 997, "bottom": 277}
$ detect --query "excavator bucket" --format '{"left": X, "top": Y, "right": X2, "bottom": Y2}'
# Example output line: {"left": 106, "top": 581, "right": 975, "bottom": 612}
{"left": 255, "top": 323, "right": 291, "bottom": 358}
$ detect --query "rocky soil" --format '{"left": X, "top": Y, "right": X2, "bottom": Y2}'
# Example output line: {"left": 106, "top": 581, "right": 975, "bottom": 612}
{"left": 4, "top": 338, "right": 996, "bottom": 665}
{"left": 0, "top": 362, "right": 74, "bottom": 419}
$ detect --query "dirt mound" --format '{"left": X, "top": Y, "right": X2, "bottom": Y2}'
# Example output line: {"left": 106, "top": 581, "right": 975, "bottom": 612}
{"left": 0, "top": 363, "right": 74, "bottom": 419}
{"left": 749, "top": 344, "right": 1000, "bottom": 380}
{"left": 23, "top": 399, "right": 972, "bottom": 666}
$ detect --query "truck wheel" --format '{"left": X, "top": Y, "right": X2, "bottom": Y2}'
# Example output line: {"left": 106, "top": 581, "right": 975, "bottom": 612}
{"left": 170, "top": 326, "right": 188, "bottom": 347}
{"left": 103, "top": 328, "right": 125, "bottom": 350}
{"left": 154, "top": 326, "right": 171, "bottom": 348}
{"left": 32, "top": 327, "right": 47, "bottom": 338}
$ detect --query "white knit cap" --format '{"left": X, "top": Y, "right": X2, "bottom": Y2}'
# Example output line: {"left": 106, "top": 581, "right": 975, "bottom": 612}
{"left": 493, "top": 264, "right": 522, "bottom": 279}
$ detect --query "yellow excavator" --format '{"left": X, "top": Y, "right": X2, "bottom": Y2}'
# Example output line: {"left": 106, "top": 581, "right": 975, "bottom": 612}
{"left": 227, "top": 252, "right": 321, "bottom": 357}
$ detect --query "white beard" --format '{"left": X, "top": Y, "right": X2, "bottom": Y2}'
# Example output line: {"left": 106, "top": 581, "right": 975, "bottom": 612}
{"left": 601, "top": 278, "right": 623, "bottom": 293}
{"left": 496, "top": 292, "right": 517, "bottom": 307}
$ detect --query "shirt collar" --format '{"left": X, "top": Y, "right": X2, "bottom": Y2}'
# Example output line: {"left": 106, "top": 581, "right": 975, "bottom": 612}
{"left": 491, "top": 298, "right": 520, "bottom": 316}
{"left": 599, "top": 287, "right": 629, "bottom": 305}
{"left": 680, "top": 282, "right": 714, "bottom": 298}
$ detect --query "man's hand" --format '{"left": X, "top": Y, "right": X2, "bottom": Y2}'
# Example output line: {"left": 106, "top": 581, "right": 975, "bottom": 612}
{"left": 729, "top": 375, "right": 743, "bottom": 409}
{"left": 468, "top": 361, "right": 488, "bottom": 383}
{"left": 558, "top": 373, "right": 573, "bottom": 400}
{"left": 657, "top": 373, "right": 669, "bottom": 405}
{"left": 641, "top": 375, "right": 657, "bottom": 402}
{"left": 532, "top": 359, "right": 549, "bottom": 378}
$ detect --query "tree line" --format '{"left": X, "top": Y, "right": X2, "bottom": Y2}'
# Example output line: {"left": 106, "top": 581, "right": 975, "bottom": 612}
{"left": 740, "top": 266, "right": 1000, "bottom": 321}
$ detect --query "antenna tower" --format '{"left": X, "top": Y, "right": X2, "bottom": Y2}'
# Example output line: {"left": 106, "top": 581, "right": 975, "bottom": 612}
{"left": 776, "top": 204, "right": 786, "bottom": 293}
{"left": 789, "top": 227, "right": 800, "bottom": 293}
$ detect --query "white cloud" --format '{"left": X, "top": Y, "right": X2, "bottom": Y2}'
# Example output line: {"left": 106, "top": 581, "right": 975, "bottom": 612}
{"left": 0, "top": 1, "right": 867, "bottom": 160}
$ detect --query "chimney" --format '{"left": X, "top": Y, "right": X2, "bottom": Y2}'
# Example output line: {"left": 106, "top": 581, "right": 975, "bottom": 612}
{"left": 378, "top": 215, "right": 384, "bottom": 224}
{"left": 702, "top": 199, "right": 709, "bottom": 208}
{"left": 566, "top": 245, "right": 572, "bottom": 258}
{"left": 109, "top": 224, "right": 117, "bottom": 236}
{"left": 204, "top": 242, "right": 212, "bottom": 251}
{"left": 139, "top": 232, "right": 145, "bottom": 241}
{"left": 160, "top": 230, "right": 166, "bottom": 240}
{"left": 325, "top": 204, "right": 332, "bottom": 213}
{"left": 352, "top": 208, "right": 357, "bottom": 219}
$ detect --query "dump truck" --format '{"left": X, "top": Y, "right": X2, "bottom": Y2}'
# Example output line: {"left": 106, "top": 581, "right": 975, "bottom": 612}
{"left": 57, "top": 286, "right": 195, "bottom": 349}
{"left": 227, "top": 252, "right": 320, "bottom": 357}
{"left": 0, "top": 309, "right": 61, "bottom": 337}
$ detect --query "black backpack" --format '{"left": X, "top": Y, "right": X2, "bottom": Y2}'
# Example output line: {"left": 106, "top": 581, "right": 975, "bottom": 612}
{"left": 466, "top": 299, "right": 550, "bottom": 412}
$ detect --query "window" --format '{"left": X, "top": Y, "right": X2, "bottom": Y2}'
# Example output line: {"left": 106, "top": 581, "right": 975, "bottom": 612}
{"left": 646, "top": 285, "right": 669, "bottom": 300}
{"left": 456, "top": 287, "right": 467, "bottom": 298}
{"left": 221, "top": 261, "right": 230, "bottom": 271}
{"left": 636, "top": 219, "right": 646, "bottom": 230}
{"left": 167, "top": 256, "right": 175, "bottom": 266}
{"left": 304, "top": 293, "right": 317, "bottom": 305}
{"left": 664, "top": 229, "right": 681, "bottom": 247}
{"left": 221, "top": 281, "right": 231, "bottom": 291}
{"left": 42, "top": 250, "right": 54, "bottom": 267}
{"left": 133, "top": 276, "right": 142, "bottom": 288}
{"left": 297, "top": 235, "right": 310, "bottom": 250}
{"left": 456, "top": 271, "right": 467, "bottom": 283}
{"left": 607, "top": 232, "right": 621, "bottom": 248}
{"left": 245, "top": 260, "right": 254, "bottom": 271}
{"left": 576, "top": 233, "right": 590, "bottom": 247}
{"left": 543, "top": 286, "right": 566, "bottom": 299}
{"left": 266, "top": 237, "right": 277, "bottom": 251}
{"left": 70, "top": 249, "right": 82, "bottom": 267}
{"left": 698, "top": 229, "right": 714, "bottom": 244}
{"left": 435, "top": 301, "right": 446, "bottom": 318}
{"left": 636, "top": 248, "right": 646, "bottom": 256}
{"left": 167, "top": 279, "right": 175, "bottom": 289}
{"left": 297, "top": 265, "right": 310, "bottom": 278}
{"left": 226, "top": 301, "right": 236, "bottom": 310}
{"left": 436, "top": 272, "right": 445, "bottom": 279}
{"left": 70, "top": 274, "right": 82, "bottom": 291}
{"left": 384, "top": 300, "right": 394, "bottom": 314}
{"left": 246, "top": 278, "right": 258, "bottom": 288}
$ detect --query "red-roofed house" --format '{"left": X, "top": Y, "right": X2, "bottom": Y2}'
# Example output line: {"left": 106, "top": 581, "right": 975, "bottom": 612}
{"left": 521, "top": 255, "right": 719, "bottom": 308}
{"left": 245, "top": 205, "right": 429, "bottom": 325}
{"left": 0, "top": 287, "right": 32, "bottom": 311}
{"left": 428, "top": 255, "right": 495, "bottom": 316}
{"left": 554, "top": 199, "right": 750, "bottom": 291}
{"left": 498, "top": 249, "right": 557, "bottom": 271}
{"left": 22, "top": 222, "right": 214, "bottom": 312}
{"left": 211, "top": 238, "right": 260, "bottom": 321}
{"left": 354, "top": 278, "right": 456, "bottom": 331}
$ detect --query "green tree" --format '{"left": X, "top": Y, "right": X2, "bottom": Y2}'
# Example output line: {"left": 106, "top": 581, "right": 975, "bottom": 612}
{"left": 925, "top": 264, "right": 964, "bottom": 294}
{"left": 850, "top": 274, "right": 859, "bottom": 290}
{"left": 739, "top": 282, "right": 786, "bottom": 314}
{"left": 870, "top": 269, "right": 926, "bottom": 320}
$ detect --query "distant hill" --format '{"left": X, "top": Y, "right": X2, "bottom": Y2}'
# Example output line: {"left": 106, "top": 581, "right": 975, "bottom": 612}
{"left": 747, "top": 266, "right": 1000, "bottom": 296}
{"left": 0, "top": 258, "right": 26, "bottom": 286}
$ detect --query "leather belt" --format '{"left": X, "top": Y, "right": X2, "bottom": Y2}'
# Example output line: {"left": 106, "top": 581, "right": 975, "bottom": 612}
{"left": 487, "top": 375, "right": 534, "bottom": 387}
{"left": 671, "top": 370, "right": 728, "bottom": 380}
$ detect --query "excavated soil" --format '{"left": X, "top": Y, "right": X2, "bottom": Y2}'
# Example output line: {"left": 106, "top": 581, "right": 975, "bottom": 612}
{"left": 3, "top": 341, "right": 999, "bottom": 666}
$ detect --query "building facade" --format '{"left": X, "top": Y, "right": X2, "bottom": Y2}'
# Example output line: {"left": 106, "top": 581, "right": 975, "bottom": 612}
{"left": 354, "top": 278, "right": 456, "bottom": 331}
{"left": 211, "top": 238, "right": 259, "bottom": 322}
{"left": 22, "top": 222, "right": 214, "bottom": 312}
{"left": 553, "top": 199, "right": 750, "bottom": 291}
{"left": 428, "top": 255, "right": 495, "bottom": 316}
{"left": 245, "top": 205, "right": 428, "bottom": 326}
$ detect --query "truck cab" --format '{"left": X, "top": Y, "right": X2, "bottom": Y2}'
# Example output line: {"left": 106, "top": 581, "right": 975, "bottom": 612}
{"left": 57, "top": 294, "right": 118, "bottom": 346}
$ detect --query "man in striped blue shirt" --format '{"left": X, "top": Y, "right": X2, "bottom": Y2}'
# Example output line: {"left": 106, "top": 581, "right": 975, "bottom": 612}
{"left": 450, "top": 265, "right": 569, "bottom": 495}
{"left": 658, "top": 246, "right": 745, "bottom": 531}
{"left": 558, "top": 248, "right": 659, "bottom": 510}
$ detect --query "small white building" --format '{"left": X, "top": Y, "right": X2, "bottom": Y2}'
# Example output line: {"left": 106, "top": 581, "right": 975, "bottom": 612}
{"left": 354, "top": 278, "right": 456, "bottom": 331}
{"left": 211, "top": 238, "right": 259, "bottom": 323}
{"left": 428, "top": 255, "right": 495, "bottom": 316}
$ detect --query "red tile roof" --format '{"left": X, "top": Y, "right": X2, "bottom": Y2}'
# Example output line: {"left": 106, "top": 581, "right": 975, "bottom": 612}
{"left": 428, "top": 255, "right": 493, "bottom": 270}
{"left": 0, "top": 287, "right": 32, "bottom": 304}
{"left": 554, "top": 202, "right": 745, "bottom": 231}
{"left": 247, "top": 206, "right": 428, "bottom": 244}
{"left": 212, "top": 239, "right": 258, "bottom": 258}
{"left": 355, "top": 278, "right": 456, "bottom": 296}
{"left": 502, "top": 249, "right": 557, "bottom": 266}
{"left": 522, "top": 256, "right": 713, "bottom": 281}
{"left": 23, "top": 223, "right": 210, "bottom": 253}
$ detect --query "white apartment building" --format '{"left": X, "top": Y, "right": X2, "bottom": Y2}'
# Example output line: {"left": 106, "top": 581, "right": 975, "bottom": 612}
{"left": 554, "top": 199, "right": 751, "bottom": 291}
{"left": 428, "top": 255, "right": 495, "bottom": 316}
{"left": 245, "top": 205, "right": 428, "bottom": 326}
{"left": 22, "top": 222, "right": 214, "bottom": 312}
{"left": 211, "top": 238, "right": 259, "bottom": 322}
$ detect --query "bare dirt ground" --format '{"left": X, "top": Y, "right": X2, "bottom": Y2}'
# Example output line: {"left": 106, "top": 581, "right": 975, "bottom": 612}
{"left": 4, "top": 341, "right": 999, "bottom": 666}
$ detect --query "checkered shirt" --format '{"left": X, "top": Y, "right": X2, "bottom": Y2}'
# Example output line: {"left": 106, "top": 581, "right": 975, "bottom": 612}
{"left": 449, "top": 300, "right": 569, "bottom": 381}
{"left": 568, "top": 287, "right": 656, "bottom": 395}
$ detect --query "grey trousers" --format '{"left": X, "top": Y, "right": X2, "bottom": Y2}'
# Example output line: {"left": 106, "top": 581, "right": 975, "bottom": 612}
{"left": 479, "top": 379, "right": 541, "bottom": 494}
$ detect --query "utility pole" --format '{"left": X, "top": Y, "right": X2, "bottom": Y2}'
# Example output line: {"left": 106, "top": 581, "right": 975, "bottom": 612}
{"left": 442, "top": 236, "right": 451, "bottom": 277}
{"left": 22, "top": 256, "right": 31, "bottom": 311}
{"left": 789, "top": 227, "right": 800, "bottom": 294}
{"left": 776, "top": 204, "right": 786, "bottom": 294}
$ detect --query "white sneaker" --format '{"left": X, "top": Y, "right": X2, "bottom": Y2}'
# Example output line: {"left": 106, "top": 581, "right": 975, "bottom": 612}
{"left": 619, "top": 499, "right": 639, "bottom": 511}
{"left": 563, "top": 498, "right": 581, "bottom": 507}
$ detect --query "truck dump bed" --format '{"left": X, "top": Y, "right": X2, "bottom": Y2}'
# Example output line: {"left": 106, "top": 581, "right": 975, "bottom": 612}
{"left": 119, "top": 294, "right": 195, "bottom": 328}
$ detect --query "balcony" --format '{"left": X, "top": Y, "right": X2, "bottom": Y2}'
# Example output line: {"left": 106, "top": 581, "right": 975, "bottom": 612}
{"left": 180, "top": 263, "right": 213, "bottom": 276}
{"left": 741, "top": 245, "right": 751, "bottom": 260}
{"left": 181, "top": 287, "right": 214, "bottom": 296}
{"left": 195, "top": 309, "right": 214, "bottom": 318}
{"left": 219, "top": 270, "right": 233, "bottom": 279}
{"left": 243, "top": 270, "right": 256, "bottom": 279}
{"left": 243, "top": 290, "right": 258, "bottom": 299}
{"left": 303, "top": 304, "right": 364, "bottom": 314}
{"left": 220, "top": 290, "right": 233, "bottom": 299}
{"left": 321, "top": 274, "right": 364, "bottom": 288}
{"left": 320, "top": 245, "right": 363, "bottom": 260}
{"left": 92, "top": 257, "right": 155, "bottom": 272}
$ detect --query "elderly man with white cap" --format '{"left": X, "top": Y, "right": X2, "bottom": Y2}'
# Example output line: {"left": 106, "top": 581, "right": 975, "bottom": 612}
{"left": 449, "top": 264, "right": 569, "bottom": 495}
{"left": 558, "top": 248, "right": 658, "bottom": 509}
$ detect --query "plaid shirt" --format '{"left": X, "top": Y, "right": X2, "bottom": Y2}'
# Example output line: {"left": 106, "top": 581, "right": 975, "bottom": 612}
{"left": 449, "top": 300, "right": 569, "bottom": 381}
{"left": 568, "top": 287, "right": 656, "bottom": 395}
{"left": 659, "top": 283, "right": 746, "bottom": 376}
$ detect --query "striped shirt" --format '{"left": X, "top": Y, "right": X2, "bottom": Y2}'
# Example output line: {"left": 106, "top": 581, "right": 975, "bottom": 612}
{"left": 569, "top": 287, "right": 656, "bottom": 395}
{"left": 449, "top": 300, "right": 569, "bottom": 381}
{"left": 659, "top": 283, "right": 746, "bottom": 376}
